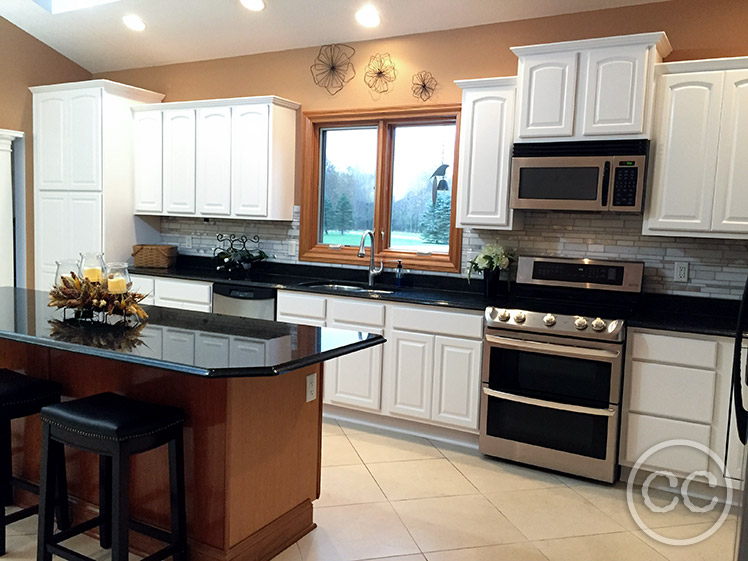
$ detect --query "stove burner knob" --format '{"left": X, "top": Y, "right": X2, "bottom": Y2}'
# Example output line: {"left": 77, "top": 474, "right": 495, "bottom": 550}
{"left": 543, "top": 314, "right": 556, "bottom": 326}
{"left": 574, "top": 316, "right": 588, "bottom": 330}
{"left": 591, "top": 317, "right": 606, "bottom": 332}
{"left": 497, "top": 309, "right": 511, "bottom": 322}
{"left": 513, "top": 311, "right": 526, "bottom": 324}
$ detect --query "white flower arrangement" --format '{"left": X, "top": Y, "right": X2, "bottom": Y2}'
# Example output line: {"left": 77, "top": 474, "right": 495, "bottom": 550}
{"left": 467, "top": 244, "right": 515, "bottom": 283}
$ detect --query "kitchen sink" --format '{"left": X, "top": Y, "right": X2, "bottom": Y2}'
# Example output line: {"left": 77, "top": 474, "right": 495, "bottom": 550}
{"left": 298, "top": 282, "right": 397, "bottom": 295}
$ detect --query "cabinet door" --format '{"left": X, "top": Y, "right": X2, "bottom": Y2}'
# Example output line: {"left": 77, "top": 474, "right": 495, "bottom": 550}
{"left": 35, "top": 191, "right": 68, "bottom": 288}
{"left": 129, "top": 274, "right": 155, "bottom": 305}
{"left": 712, "top": 69, "right": 748, "bottom": 233}
{"left": 275, "top": 291, "right": 326, "bottom": 326}
{"left": 517, "top": 52, "right": 577, "bottom": 138}
{"left": 163, "top": 109, "right": 196, "bottom": 214}
{"left": 67, "top": 192, "right": 103, "bottom": 259}
{"left": 432, "top": 336, "right": 481, "bottom": 430}
{"left": 196, "top": 107, "right": 231, "bottom": 216}
{"left": 325, "top": 327, "right": 383, "bottom": 411}
{"left": 387, "top": 329, "right": 434, "bottom": 420}
{"left": 231, "top": 104, "right": 269, "bottom": 217}
{"left": 581, "top": 45, "right": 647, "bottom": 136}
{"left": 456, "top": 84, "right": 515, "bottom": 229}
{"left": 133, "top": 111, "right": 163, "bottom": 213}
{"left": 34, "top": 92, "right": 66, "bottom": 190}
{"left": 67, "top": 88, "right": 102, "bottom": 191}
{"left": 645, "top": 72, "right": 724, "bottom": 232}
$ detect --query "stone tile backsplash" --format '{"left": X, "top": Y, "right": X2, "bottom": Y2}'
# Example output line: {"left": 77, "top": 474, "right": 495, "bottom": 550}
{"left": 160, "top": 207, "right": 748, "bottom": 299}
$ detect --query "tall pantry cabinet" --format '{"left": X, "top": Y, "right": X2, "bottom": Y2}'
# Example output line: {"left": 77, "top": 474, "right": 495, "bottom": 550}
{"left": 31, "top": 80, "right": 164, "bottom": 289}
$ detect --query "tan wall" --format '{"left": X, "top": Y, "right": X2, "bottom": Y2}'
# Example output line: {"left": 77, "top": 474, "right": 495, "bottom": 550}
{"left": 0, "top": 17, "right": 91, "bottom": 286}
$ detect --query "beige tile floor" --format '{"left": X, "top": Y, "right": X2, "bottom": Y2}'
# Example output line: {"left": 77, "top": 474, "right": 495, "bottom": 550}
{"left": 275, "top": 418, "right": 741, "bottom": 561}
{"left": 1, "top": 418, "right": 740, "bottom": 561}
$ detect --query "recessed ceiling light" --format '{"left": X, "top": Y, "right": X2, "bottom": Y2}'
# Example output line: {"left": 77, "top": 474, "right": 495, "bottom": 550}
{"left": 122, "top": 14, "right": 146, "bottom": 31}
{"left": 355, "top": 4, "right": 380, "bottom": 28}
{"left": 32, "top": 0, "right": 120, "bottom": 14}
{"left": 240, "top": 0, "right": 265, "bottom": 12}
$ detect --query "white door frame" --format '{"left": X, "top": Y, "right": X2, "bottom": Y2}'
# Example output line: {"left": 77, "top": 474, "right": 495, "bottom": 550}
{"left": 0, "top": 129, "right": 25, "bottom": 288}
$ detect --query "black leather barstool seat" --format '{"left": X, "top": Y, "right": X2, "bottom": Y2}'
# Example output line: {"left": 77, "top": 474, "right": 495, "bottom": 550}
{"left": 38, "top": 392, "right": 187, "bottom": 561}
{"left": 0, "top": 369, "right": 69, "bottom": 556}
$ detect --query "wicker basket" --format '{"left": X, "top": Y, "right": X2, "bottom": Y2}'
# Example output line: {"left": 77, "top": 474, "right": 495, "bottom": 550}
{"left": 132, "top": 245, "right": 178, "bottom": 268}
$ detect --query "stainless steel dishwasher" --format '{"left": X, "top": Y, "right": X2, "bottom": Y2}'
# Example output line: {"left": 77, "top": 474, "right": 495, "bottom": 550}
{"left": 212, "top": 283, "right": 276, "bottom": 320}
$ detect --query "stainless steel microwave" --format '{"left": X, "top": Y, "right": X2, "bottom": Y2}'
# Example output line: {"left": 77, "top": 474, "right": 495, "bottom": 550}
{"left": 510, "top": 140, "right": 648, "bottom": 212}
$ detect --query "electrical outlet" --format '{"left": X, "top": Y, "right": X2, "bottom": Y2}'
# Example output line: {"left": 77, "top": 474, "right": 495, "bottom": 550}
{"left": 305, "top": 373, "right": 317, "bottom": 402}
{"left": 182, "top": 235, "right": 192, "bottom": 249}
{"left": 674, "top": 261, "right": 689, "bottom": 282}
{"left": 288, "top": 239, "right": 298, "bottom": 257}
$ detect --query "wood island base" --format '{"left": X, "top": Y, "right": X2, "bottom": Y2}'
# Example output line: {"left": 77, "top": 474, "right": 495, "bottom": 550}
{"left": 0, "top": 339, "right": 323, "bottom": 561}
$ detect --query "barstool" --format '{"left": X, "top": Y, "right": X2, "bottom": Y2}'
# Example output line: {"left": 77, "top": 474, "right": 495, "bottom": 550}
{"left": 37, "top": 392, "right": 187, "bottom": 561}
{"left": 0, "top": 368, "right": 69, "bottom": 555}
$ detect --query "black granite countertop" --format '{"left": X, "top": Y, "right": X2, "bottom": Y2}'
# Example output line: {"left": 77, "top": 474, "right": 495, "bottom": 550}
{"left": 0, "top": 288, "right": 385, "bottom": 378}
{"left": 130, "top": 258, "right": 744, "bottom": 338}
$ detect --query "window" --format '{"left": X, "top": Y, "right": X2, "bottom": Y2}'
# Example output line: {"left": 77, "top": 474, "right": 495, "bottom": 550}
{"left": 300, "top": 106, "right": 462, "bottom": 272}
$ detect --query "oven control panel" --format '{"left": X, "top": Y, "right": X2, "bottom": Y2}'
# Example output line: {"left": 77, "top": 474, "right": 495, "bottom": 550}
{"left": 485, "top": 307, "right": 624, "bottom": 342}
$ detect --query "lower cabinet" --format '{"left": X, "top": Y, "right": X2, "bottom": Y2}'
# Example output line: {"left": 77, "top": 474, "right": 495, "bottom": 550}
{"left": 621, "top": 328, "right": 742, "bottom": 484}
{"left": 129, "top": 275, "right": 212, "bottom": 312}
{"left": 276, "top": 290, "right": 484, "bottom": 432}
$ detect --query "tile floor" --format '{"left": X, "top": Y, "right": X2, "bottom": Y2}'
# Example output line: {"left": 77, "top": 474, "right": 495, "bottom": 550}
{"left": 273, "top": 418, "right": 740, "bottom": 561}
{"left": 1, "top": 418, "right": 739, "bottom": 561}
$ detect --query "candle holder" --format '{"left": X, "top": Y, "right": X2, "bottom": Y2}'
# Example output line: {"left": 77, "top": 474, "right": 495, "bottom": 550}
{"left": 80, "top": 252, "right": 106, "bottom": 283}
{"left": 105, "top": 262, "right": 131, "bottom": 295}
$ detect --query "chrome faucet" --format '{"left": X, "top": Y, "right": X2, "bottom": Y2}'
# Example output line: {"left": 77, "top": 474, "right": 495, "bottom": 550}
{"left": 357, "top": 230, "right": 383, "bottom": 287}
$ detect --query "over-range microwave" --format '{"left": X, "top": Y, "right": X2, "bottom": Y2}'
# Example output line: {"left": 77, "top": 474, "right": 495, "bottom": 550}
{"left": 510, "top": 140, "right": 649, "bottom": 213}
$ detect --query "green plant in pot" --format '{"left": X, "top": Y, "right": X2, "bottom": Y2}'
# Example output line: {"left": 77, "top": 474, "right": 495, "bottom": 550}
{"left": 467, "top": 244, "right": 515, "bottom": 297}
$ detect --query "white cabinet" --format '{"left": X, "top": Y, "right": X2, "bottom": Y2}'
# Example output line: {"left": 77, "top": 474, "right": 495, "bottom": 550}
{"left": 35, "top": 88, "right": 102, "bottom": 191}
{"left": 325, "top": 297, "right": 385, "bottom": 412}
{"left": 163, "top": 109, "right": 196, "bottom": 215}
{"left": 132, "top": 96, "right": 298, "bottom": 221}
{"left": 276, "top": 291, "right": 326, "bottom": 327}
{"left": 197, "top": 107, "right": 231, "bottom": 216}
{"left": 32, "top": 80, "right": 164, "bottom": 290}
{"left": 129, "top": 274, "right": 155, "bottom": 305}
{"left": 644, "top": 60, "right": 748, "bottom": 238}
{"left": 516, "top": 52, "right": 577, "bottom": 138}
{"left": 511, "top": 32, "right": 671, "bottom": 141}
{"left": 384, "top": 303, "right": 483, "bottom": 431}
{"left": 130, "top": 274, "right": 212, "bottom": 312}
{"left": 35, "top": 191, "right": 102, "bottom": 289}
{"left": 133, "top": 111, "right": 163, "bottom": 213}
{"left": 621, "top": 328, "right": 739, "bottom": 483}
{"left": 232, "top": 104, "right": 269, "bottom": 217}
{"left": 454, "top": 77, "right": 517, "bottom": 230}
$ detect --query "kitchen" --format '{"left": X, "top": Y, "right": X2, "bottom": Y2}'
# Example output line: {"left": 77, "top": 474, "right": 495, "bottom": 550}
{"left": 2, "top": 1, "right": 748, "bottom": 560}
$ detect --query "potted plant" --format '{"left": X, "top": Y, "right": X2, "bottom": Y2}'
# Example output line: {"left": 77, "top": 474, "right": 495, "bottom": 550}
{"left": 467, "top": 244, "right": 515, "bottom": 298}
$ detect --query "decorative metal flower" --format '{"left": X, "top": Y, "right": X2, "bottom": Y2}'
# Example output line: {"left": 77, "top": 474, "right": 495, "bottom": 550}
{"left": 412, "top": 70, "right": 438, "bottom": 101}
{"left": 310, "top": 44, "right": 356, "bottom": 95}
{"left": 364, "top": 53, "right": 397, "bottom": 94}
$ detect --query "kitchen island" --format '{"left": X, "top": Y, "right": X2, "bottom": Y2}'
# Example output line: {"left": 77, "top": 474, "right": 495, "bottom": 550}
{"left": 0, "top": 288, "right": 385, "bottom": 561}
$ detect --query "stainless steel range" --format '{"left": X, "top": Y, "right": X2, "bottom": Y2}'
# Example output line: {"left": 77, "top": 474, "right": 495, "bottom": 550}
{"left": 480, "top": 256, "right": 644, "bottom": 483}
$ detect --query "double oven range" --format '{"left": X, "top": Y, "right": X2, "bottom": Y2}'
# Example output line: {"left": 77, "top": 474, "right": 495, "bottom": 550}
{"left": 480, "top": 256, "right": 644, "bottom": 483}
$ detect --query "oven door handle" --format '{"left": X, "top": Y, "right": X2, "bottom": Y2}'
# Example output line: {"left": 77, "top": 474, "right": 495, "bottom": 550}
{"left": 482, "top": 387, "right": 618, "bottom": 417}
{"left": 484, "top": 334, "right": 621, "bottom": 362}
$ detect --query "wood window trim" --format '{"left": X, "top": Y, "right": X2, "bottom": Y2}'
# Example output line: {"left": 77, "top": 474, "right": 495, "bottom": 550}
{"left": 300, "top": 104, "right": 462, "bottom": 273}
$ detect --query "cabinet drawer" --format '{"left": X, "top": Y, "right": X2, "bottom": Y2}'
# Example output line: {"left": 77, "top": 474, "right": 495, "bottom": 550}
{"left": 624, "top": 413, "right": 711, "bottom": 475}
{"left": 130, "top": 274, "right": 155, "bottom": 305}
{"left": 328, "top": 297, "right": 385, "bottom": 328}
{"left": 630, "top": 332, "right": 717, "bottom": 369}
{"left": 389, "top": 305, "right": 482, "bottom": 339}
{"left": 154, "top": 278, "right": 212, "bottom": 309}
{"left": 276, "top": 291, "right": 326, "bottom": 321}
{"left": 628, "top": 361, "right": 715, "bottom": 424}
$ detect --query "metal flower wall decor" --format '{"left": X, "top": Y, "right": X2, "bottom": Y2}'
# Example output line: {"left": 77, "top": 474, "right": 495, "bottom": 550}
{"left": 364, "top": 53, "right": 397, "bottom": 94}
{"left": 310, "top": 44, "right": 356, "bottom": 95}
{"left": 412, "top": 70, "right": 438, "bottom": 101}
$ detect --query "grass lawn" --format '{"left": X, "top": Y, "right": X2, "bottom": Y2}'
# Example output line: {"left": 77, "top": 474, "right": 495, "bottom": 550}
{"left": 321, "top": 230, "right": 448, "bottom": 253}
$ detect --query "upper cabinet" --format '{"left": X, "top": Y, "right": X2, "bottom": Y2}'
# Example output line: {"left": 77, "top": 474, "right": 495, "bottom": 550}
{"left": 454, "top": 77, "right": 517, "bottom": 230}
{"left": 643, "top": 58, "right": 748, "bottom": 238}
{"left": 132, "top": 96, "right": 299, "bottom": 221}
{"left": 511, "top": 32, "right": 672, "bottom": 141}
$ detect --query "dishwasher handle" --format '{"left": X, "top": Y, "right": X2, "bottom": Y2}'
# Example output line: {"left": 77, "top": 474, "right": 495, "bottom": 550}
{"left": 213, "top": 283, "right": 276, "bottom": 300}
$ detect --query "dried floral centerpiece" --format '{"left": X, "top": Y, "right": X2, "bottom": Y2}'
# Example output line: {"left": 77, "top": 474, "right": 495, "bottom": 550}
{"left": 48, "top": 318, "right": 149, "bottom": 352}
{"left": 48, "top": 272, "right": 149, "bottom": 322}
